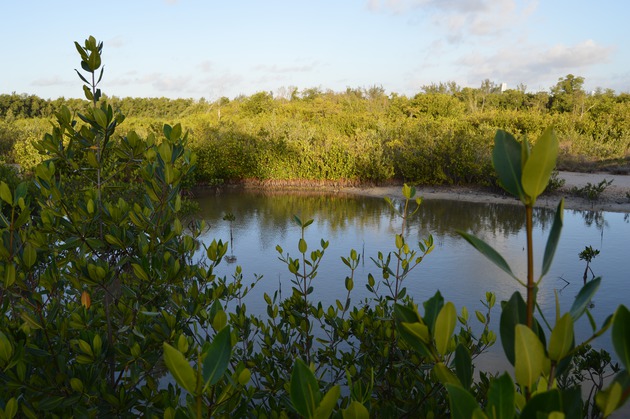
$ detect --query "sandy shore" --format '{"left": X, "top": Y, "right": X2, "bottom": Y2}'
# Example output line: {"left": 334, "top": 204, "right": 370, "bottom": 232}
{"left": 340, "top": 171, "right": 630, "bottom": 213}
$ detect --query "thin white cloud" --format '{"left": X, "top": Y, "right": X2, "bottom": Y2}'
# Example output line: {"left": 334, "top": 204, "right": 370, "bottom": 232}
{"left": 368, "top": 0, "right": 537, "bottom": 43}
{"left": 31, "top": 76, "right": 71, "bottom": 87}
{"left": 199, "top": 61, "right": 214, "bottom": 73}
{"left": 254, "top": 63, "right": 318, "bottom": 74}
{"left": 457, "top": 40, "right": 614, "bottom": 89}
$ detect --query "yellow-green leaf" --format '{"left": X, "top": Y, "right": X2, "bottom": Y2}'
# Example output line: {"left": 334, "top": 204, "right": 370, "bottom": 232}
{"left": 0, "top": 182, "right": 12, "bottom": 205}
{"left": 342, "top": 401, "right": 369, "bottom": 419}
{"left": 596, "top": 381, "right": 622, "bottom": 418}
{"left": 522, "top": 127, "right": 558, "bottom": 203}
{"left": 435, "top": 302, "right": 457, "bottom": 356}
{"left": 163, "top": 342, "right": 197, "bottom": 394}
{"left": 514, "top": 324, "right": 547, "bottom": 389}
{"left": 132, "top": 263, "right": 149, "bottom": 281}
{"left": 548, "top": 313, "right": 574, "bottom": 361}
{"left": 314, "top": 385, "right": 340, "bottom": 419}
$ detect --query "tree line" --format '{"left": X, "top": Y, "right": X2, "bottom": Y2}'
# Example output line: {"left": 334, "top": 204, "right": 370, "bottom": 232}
{"left": 2, "top": 74, "right": 630, "bottom": 187}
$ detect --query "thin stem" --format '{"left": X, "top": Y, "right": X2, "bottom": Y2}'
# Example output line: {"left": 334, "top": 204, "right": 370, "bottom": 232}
{"left": 526, "top": 205, "right": 534, "bottom": 329}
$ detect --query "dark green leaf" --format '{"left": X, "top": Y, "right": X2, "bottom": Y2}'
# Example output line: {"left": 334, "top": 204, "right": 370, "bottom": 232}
{"left": 612, "top": 305, "right": 630, "bottom": 372}
{"left": 500, "top": 292, "right": 526, "bottom": 365}
{"left": 541, "top": 199, "right": 564, "bottom": 277}
{"left": 423, "top": 291, "right": 444, "bottom": 335}
{"left": 520, "top": 388, "right": 581, "bottom": 419}
{"left": 492, "top": 130, "right": 525, "bottom": 200}
{"left": 486, "top": 373, "right": 515, "bottom": 419}
{"left": 569, "top": 277, "right": 601, "bottom": 321}
{"left": 457, "top": 231, "right": 520, "bottom": 284}
{"left": 446, "top": 384, "right": 482, "bottom": 419}
{"left": 202, "top": 326, "right": 232, "bottom": 385}
{"left": 290, "top": 358, "right": 321, "bottom": 418}
{"left": 454, "top": 344, "right": 473, "bottom": 389}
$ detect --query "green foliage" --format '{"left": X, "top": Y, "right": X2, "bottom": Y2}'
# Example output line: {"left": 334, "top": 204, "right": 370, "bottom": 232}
{"left": 571, "top": 179, "right": 614, "bottom": 201}
{"left": 445, "top": 128, "right": 630, "bottom": 418}
{"left": 3, "top": 37, "right": 630, "bottom": 418}
{"left": 7, "top": 74, "right": 630, "bottom": 186}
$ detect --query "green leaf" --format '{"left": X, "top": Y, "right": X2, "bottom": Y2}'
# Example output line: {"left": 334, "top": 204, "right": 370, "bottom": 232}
{"left": 457, "top": 231, "right": 520, "bottom": 284}
{"left": 548, "top": 313, "right": 574, "bottom": 362}
{"left": 500, "top": 292, "right": 527, "bottom": 365}
{"left": 514, "top": 324, "right": 547, "bottom": 389}
{"left": 131, "top": 263, "right": 149, "bottom": 281}
{"left": 169, "top": 123, "right": 183, "bottom": 141}
{"left": 541, "top": 199, "right": 564, "bottom": 277}
{"left": 446, "top": 384, "right": 485, "bottom": 419}
{"left": 22, "top": 242, "right": 37, "bottom": 268}
{"left": 520, "top": 388, "right": 581, "bottom": 419}
{"left": 435, "top": 302, "right": 456, "bottom": 356}
{"left": 522, "top": 127, "right": 558, "bottom": 203}
{"left": 0, "top": 331, "right": 14, "bottom": 363}
{"left": 314, "top": 385, "right": 340, "bottom": 419}
{"left": 4, "top": 397, "right": 18, "bottom": 418}
{"left": 342, "top": 401, "right": 369, "bottom": 419}
{"left": 4, "top": 263, "right": 15, "bottom": 288}
{"left": 422, "top": 291, "right": 444, "bottom": 335}
{"left": 569, "top": 277, "right": 601, "bottom": 321}
{"left": 433, "top": 362, "right": 461, "bottom": 386}
{"left": 612, "top": 305, "right": 630, "bottom": 371}
{"left": 454, "top": 344, "right": 473, "bottom": 389}
{"left": 486, "top": 373, "right": 515, "bottom": 419}
{"left": 202, "top": 326, "right": 232, "bottom": 386}
{"left": 520, "top": 390, "right": 561, "bottom": 419}
{"left": 394, "top": 303, "right": 422, "bottom": 323}
{"left": 291, "top": 358, "right": 321, "bottom": 418}
{"left": 492, "top": 130, "right": 525, "bottom": 200}
{"left": 163, "top": 342, "right": 197, "bottom": 394}
{"left": 596, "top": 382, "right": 623, "bottom": 418}
{"left": 0, "top": 182, "right": 12, "bottom": 205}
{"left": 401, "top": 322, "right": 430, "bottom": 343}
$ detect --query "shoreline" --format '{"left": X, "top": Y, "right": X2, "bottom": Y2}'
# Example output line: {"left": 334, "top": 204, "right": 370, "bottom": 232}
{"left": 202, "top": 171, "right": 630, "bottom": 213}
{"left": 340, "top": 171, "right": 630, "bottom": 213}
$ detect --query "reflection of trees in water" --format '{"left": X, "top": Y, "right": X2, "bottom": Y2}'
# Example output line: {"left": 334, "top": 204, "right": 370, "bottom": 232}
{"left": 578, "top": 210, "right": 608, "bottom": 230}
{"left": 404, "top": 199, "right": 556, "bottom": 240}
{"left": 195, "top": 190, "right": 558, "bottom": 244}
{"left": 195, "top": 189, "right": 387, "bottom": 240}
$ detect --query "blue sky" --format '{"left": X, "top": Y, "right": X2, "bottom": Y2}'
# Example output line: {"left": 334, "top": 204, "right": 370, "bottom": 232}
{"left": 1, "top": 0, "right": 628, "bottom": 100}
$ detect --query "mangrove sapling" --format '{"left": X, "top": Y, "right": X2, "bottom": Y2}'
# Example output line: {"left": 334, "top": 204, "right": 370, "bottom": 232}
{"left": 275, "top": 215, "right": 329, "bottom": 364}
{"left": 223, "top": 211, "right": 237, "bottom": 263}
{"left": 431, "top": 127, "right": 630, "bottom": 417}
{"left": 571, "top": 178, "right": 614, "bottom": 201}
{"left": 579, "top": 245, "right": 600, "bottom": 284}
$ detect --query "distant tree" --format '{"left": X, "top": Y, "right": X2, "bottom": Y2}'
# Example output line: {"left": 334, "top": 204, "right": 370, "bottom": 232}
{"left": 421, "top": 81, "right": 460, "bottom": 95}
{"left": 479, "top": 79, "right": 502, "bottom": 112}
{"left": 550, "top": 74, "right": 586, "bottom": 114}
{"left": 241, "top": 91, "right": 274, "bottom": 115}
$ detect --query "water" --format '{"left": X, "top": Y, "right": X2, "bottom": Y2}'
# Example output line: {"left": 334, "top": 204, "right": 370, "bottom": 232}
{"left": 194, "top": 189, "right": 630, "bottom": 365}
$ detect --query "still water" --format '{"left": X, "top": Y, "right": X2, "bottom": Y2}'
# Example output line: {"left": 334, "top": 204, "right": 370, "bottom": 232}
{"left": 195, "top": 189, "right": 630, "bottom": 364}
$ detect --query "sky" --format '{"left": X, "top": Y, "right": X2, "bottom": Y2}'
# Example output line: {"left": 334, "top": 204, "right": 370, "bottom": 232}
{"left": 1, "top": 0, "right": 629, "bottom": 100}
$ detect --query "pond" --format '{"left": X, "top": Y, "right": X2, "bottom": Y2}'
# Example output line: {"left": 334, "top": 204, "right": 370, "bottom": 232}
{"left": 194, "top": 188, "right": 630, "bottom": 369}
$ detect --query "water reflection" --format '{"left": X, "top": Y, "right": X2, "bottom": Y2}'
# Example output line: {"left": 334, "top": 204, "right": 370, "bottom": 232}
{"left": 194, "top": 189, "right": 630, "bottom": 359}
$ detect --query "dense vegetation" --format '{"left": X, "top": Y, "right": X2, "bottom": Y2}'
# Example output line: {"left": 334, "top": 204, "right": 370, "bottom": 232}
{"left": 0, "top": 37, "right": 628, "bottom": 418}
{"left": 2, "top": 73, "right": 630, "bottom": 188}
